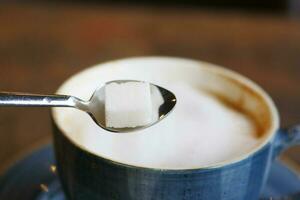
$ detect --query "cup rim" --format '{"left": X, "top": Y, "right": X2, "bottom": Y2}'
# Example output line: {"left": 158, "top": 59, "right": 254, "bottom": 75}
{"left": 52, "top": 56, "right": 280, "bottom": 171}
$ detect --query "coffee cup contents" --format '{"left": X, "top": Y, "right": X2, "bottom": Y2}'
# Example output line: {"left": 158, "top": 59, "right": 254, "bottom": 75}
{"left": 56, "top": 68, "right": 262, "bottom": 169}
{"left": 62, "top": 82, "right": 259, "bottom": 169}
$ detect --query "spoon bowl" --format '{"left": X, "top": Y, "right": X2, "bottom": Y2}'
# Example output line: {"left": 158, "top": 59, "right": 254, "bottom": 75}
{"left": 87, "top": 80, "right": 177, "bottom": 133}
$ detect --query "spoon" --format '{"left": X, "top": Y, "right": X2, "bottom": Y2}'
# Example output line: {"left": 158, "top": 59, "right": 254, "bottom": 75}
{"left": 0, "top": 80, "right": 176, "bottom": 133}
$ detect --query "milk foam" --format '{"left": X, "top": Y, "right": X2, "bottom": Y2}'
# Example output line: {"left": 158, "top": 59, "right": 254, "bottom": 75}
{"left": 62, "top": 82, "right": 259, "bottom": 169}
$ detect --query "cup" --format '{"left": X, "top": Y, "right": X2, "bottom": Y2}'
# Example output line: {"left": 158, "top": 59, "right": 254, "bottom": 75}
{"left": 52, "top": 57, "right": 300, "bottom": 200}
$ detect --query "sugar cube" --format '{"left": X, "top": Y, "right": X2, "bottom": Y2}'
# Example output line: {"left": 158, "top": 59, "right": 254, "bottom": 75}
{"left": 105, "top": 82, "right": 153, "bottom": 128}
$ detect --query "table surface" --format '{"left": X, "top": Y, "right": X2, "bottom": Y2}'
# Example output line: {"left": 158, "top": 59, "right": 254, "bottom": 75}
{"left": 0, "top": 3, "right": 300, "bottom": 173}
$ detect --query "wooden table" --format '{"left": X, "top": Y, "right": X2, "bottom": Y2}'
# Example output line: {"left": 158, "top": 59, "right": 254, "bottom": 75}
{"left": 0, "top": 3, "right": 299, "bottom": 173}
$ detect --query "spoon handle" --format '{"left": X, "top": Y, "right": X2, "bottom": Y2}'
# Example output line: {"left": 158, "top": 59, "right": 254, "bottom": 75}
{"left": 0, "top": 92, "right": 77, "bottom": 107}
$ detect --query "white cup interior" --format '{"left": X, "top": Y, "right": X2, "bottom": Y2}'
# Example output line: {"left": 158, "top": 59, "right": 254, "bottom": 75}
{"left": 52, "top": 57, "right": 279, "bottom": 169}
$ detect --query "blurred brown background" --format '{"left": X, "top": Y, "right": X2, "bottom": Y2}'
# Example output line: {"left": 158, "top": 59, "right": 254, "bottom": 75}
{"left": 0, "top": 1, "right": 299, "bottom": 173}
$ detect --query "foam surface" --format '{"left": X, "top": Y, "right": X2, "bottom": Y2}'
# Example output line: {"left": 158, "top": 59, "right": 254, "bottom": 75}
{"left": 60, "top": 82, "right": 260, "bottom": 169}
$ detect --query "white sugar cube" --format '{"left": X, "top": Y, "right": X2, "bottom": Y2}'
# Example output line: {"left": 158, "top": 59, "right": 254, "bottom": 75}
{"left": 105, "top": 82, "right": 153, "bottom": 128}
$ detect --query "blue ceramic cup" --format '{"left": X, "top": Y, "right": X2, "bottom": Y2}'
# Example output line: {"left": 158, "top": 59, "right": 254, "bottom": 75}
{"left": 52, "top": 57, "right": 300, "bottom": 200}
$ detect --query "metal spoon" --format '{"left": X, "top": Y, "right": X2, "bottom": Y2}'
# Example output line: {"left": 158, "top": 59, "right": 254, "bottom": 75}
{"left": 0, "top": 80, "right": 176, "bottom": 133}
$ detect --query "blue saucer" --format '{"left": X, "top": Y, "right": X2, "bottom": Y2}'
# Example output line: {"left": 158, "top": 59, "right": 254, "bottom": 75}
{"left": 0, "top": 145, "right": 300, "bottom": 200}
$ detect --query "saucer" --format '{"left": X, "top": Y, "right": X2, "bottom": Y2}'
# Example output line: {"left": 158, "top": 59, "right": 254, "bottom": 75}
{"left": 0, "top": 145, "right": 300, "bottom": 200}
